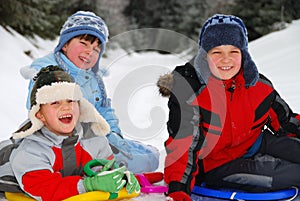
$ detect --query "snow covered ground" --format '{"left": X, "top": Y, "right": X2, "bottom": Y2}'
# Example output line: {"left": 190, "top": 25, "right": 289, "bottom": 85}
{"left": 0, "top": 19, "right": 300, "bottom": 200}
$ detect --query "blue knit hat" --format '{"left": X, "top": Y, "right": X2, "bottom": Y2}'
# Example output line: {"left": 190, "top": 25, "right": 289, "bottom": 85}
{"left": 54, "top": 11, "right": 109, "bottom": 73}
{"left": 194, "top": 14, "right": 258, "bottom": 87}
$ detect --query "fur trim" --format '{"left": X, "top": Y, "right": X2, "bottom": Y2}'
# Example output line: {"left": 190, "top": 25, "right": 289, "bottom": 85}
{"left": 36, "top": 82, "right": 82, "bottom": 104}
{"left": 157, "top": 73, "right": 174, "bottom": 97}
{"left": 79, "top": 98, "right": 110, "bottom": 136}
{"left": 13, "top": 105, "right": 44, "bottom": 139}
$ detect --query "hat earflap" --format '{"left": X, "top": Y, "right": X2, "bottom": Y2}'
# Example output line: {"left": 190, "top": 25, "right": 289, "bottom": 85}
{"left": 194, "top": 48, "right": 211, "bottom": 85}
{"left": 13, "top": 105, "right": 44, "bottom": 139}
{"left": 241, "top": 49, "right": 259, "bottom": 87}
{"left": 79, "top": 98, "right": 110, "bottom": 136}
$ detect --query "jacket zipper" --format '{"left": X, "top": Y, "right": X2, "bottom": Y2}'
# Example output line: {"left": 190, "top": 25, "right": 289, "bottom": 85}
{"left": 228, "top": 80, "right": 236, "bottom": 101}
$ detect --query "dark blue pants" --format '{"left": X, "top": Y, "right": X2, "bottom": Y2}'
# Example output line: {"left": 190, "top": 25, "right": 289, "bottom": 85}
{"left": 203, "top": 131, "right": 300, "bottom": 192}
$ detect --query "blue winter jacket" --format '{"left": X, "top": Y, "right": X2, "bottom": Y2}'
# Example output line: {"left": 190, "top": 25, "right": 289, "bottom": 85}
{"left": 24, "top": 53, "right": 121, "bottom": 134}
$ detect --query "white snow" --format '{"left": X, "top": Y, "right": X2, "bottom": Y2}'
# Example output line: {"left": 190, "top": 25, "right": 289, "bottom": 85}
{"left": 0, "top": 19, "right": 299, "bottom": 200}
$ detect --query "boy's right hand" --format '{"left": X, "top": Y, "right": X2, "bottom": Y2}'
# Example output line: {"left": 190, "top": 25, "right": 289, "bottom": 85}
{"left": 83, "top": 166, "right": 126, "bottom": 193}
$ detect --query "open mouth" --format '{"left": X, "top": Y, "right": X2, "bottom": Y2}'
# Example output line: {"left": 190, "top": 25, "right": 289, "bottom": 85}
{"left": 59, "top": 114, "right": 73, "bottom": 124}
{"left": 219, "top": 66, "right": 233, "bottom": 71}
{"left": 79, "top": 56, "right": 90, "bottom": 64}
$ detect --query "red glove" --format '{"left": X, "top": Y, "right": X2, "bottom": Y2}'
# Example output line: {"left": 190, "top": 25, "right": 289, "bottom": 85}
{"left": 167, "top": 191, "right": 192, "bottom": 201}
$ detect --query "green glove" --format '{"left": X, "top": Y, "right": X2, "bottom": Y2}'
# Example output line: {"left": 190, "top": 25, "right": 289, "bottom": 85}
{"left": 124, "top": 171, "right": 141, "bottom": 194}
{"left": 83, "top": 166, "right": 126, "bottom": 193}
{"left": 84, "top": 159, "right": 119, "bottom": 177}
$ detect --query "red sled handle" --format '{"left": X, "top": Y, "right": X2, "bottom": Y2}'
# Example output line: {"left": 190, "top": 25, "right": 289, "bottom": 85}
{"left": 139, "top": 172, "right": 164, "bottom": 184}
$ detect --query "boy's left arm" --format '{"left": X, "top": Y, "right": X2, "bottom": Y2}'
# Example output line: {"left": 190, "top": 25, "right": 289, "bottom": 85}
{"left": 270, "top": 90, "right": 300, "bottom": 137}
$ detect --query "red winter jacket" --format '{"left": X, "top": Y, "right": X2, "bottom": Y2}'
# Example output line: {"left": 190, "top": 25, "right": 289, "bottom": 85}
{"left": 159, "top": 62, "right": 300, "bottom": 195}
{"left": 11, "top": 123, "right": 113, "bottom": 201}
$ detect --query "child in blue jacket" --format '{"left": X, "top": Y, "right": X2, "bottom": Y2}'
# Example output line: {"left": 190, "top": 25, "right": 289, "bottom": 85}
{"left": 20, "top": 11, "right": 159, "bottom": 173}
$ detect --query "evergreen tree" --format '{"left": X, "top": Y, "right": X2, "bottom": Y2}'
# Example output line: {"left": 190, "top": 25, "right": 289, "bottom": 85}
{"left": 124, "top": 0, "right": 213, "bottom": 41}
{"left": 230, "top": 0, "right": 296, "bottom": 41}
{"left": 2, "top": 0, "right": 297, "bottom": 49}
{"left": 44, "top": 0, "right": 97, "bottom": 38}
{"left": 124, "top": 0, "right": 163, "bottom": 28}
{"left": 282, "top": 0, "right": 300, "bottom": 20}
{"left": 95, "top": 0, "right": 130, "bottom": 37}
{"left": 0, "top": 0, "right": 96, "bottom": 39}
{"left": 0, "top": 0, "right": 59, "bottom": 39}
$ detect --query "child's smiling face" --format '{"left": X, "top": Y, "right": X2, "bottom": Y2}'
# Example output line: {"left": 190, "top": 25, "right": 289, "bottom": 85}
{"left": 207, "top": 45, "right": 242, "bottom": 80}
{"left": 35, "top": 99, "right": 80, "bottom": 136}
{"left": 62, "top": 37, "right": 101, "bottom": 70}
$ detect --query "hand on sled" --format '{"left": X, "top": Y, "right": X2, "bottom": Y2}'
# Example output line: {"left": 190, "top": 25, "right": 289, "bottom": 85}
{"left": 83, "top": 165, "right": 126, "bottom": 193}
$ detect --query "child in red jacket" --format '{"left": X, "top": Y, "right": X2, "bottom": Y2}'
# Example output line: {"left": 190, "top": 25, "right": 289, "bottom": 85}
{"left": 158, "top": 14, "right": 300, "bottom": 201}
{"left": 9, "top": 66, "right": 140, "bottom": 201}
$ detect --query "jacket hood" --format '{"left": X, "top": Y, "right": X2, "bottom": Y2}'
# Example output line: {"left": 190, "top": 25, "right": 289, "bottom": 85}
{"left": 157, "top": 59, "right": 197, "bottom": 97}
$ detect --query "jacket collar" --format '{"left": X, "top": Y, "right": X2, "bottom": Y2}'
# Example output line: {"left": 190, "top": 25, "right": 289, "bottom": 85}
{"left": 26, "top": 123, "right": 83, "bottom": 146}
